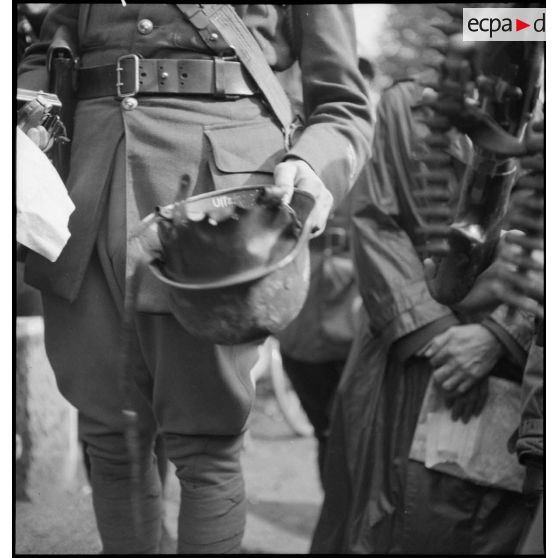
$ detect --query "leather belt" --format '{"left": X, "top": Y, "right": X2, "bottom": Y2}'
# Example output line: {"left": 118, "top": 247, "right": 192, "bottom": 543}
{"left": 77, "top": 54, "right": 259, "bottom": 99}
{"left": 310, "top": 226, "right": 351, "bottom": 253}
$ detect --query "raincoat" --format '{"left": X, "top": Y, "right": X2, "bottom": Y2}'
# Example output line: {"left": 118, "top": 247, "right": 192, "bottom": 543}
{"left": 311, "top": 79, "right": 534, "bottom": 554}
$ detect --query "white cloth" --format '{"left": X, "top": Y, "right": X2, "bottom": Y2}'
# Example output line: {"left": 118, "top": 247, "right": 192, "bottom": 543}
{"left": 16, "top": 127, "right": 75, "bottom": 262}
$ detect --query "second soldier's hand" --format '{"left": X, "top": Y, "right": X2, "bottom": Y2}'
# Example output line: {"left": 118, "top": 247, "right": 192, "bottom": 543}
{"left": 271, "top": 158, "right": 333, "bottom": 237}
{"left": 424, "top": 324, "right": 504, "bottom": 397}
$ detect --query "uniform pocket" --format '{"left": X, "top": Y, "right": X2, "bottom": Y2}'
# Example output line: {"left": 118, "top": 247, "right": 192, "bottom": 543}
{"left": 204, "top": 119, "right": 286, "bottom": 190}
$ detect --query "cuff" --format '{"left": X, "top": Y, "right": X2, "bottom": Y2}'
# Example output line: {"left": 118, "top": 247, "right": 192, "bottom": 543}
{"left": 285, "top": 124, "right": 359, "bottom": 207}
{"left": 481, "top": 317, "right": 527, "bottom": 369}
{"left": 391, "top": 314, "right": 460, "bottom": 363}
{"left": 482, "top": 304, "right": 536, "bottom": 363}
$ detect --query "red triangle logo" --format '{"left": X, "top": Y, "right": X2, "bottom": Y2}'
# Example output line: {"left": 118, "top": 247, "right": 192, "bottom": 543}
{"left": 516, "top": 18, "right": 530, "bottom": 31}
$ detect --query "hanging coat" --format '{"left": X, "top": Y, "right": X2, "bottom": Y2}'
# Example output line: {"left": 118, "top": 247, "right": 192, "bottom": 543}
{"left": 311, "top": 79, "right": 535, "bottom": 554}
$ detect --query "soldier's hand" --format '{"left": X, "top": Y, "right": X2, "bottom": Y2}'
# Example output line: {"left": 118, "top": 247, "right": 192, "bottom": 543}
{"left": 424, "top": 324, "right": 504, "bottom": 397}
{"left": 443, "top": 376, "right": 489, "bottom": 423}
{"left": 271, "top": 158, "right": 333, "bottom": 236}
{"left": 25, "top": 125, "right": 54, "bottom": 152}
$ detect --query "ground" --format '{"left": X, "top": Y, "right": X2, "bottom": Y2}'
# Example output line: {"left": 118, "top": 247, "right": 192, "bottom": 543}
{"left": 15, "top": 377, "right": 323, "bottom": 554}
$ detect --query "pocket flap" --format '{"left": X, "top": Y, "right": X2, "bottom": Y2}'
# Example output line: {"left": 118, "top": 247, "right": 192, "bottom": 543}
{"left": 205, "top": 120, "right": 285, "bottom": 173}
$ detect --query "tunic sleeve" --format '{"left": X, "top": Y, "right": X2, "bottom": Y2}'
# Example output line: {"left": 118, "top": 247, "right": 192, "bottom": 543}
{"left": 481, "top": 305, "right": 536, "bottom": 369}
{"left": 285, "top": 4, "right": 373, "bottom": 206}
{"left": 351, "top": 84, "right": 456, "bottom": 343}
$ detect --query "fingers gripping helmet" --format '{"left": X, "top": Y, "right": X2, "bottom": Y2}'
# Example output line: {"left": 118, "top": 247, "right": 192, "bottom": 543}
{"left": 146, "top": 185, "right": 316, "bottom": 345}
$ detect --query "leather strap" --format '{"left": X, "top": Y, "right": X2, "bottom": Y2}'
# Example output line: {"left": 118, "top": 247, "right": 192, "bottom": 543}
{"left": 175, "top": 4, "right": 294, "bottom": 139}
{"left": 175, "top": 4, "right": 231, "bottom": 53}
{"left": 76, "top": 58, "right": 258, "bottom": 99}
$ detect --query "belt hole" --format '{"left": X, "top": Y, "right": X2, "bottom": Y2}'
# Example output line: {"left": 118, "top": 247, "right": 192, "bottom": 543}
{"left": 181, "top": 72, "right": 188, "bottom": 79}
{"left": 140, "top": 72, "right": 147, "bottom": 77}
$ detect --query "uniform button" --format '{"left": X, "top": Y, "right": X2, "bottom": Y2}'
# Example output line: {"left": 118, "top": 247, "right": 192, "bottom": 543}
{"left": 208, "top": 32, "right": 219, "bottom": 41}
{"left": 137, "top": 18, "right": 154, "bottom": 35}
{"left": 121, "top": 97, "right": 138, "bottom": 111}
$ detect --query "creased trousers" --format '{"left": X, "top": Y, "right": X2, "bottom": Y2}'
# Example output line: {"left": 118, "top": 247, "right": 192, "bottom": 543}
{"left": 39, "top": 100, "right": 271, "bottom": 552}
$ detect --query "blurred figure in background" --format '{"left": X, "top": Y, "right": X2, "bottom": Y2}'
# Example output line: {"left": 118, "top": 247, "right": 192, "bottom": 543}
{"left": 516, "top": 329, "right": 544, "bottom": 555}
{"left": 277, "top": 193, "right": 361, "bottom": 484}
{"left": 490, "top": 119, "right": 545, "bottom": 555}
{"left": 276, "top": 57, "right": 378, "bottom": 484}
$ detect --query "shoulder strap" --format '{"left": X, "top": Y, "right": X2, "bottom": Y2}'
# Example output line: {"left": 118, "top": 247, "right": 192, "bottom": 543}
{"left": 175, "top": 4, "right": 228, "bottom": 52}
{"left": 176, "top": 4, "right": 293, "bottom": 138}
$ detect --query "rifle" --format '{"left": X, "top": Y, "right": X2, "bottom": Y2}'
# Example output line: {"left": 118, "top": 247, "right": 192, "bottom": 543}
{"left": 414, "top": 4, "right": 544, "bottom": 309}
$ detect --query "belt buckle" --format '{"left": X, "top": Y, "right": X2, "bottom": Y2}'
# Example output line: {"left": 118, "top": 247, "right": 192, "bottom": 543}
{"left": 116, "top": 54, "right": 140, "bottom": 98}
{"left": 212, "top": 54, "right": 243, "bottom": 100}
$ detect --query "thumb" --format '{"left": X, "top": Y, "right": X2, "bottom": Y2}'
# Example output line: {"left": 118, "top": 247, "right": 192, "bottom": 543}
{"left": 27, "top": 126, "right": 51, "bottom": 151}
{"left": 271, "top": 161, "right": 296, "bottom": 204}
{"left": 303, "top": 178, "right": 332, "bottom": 237}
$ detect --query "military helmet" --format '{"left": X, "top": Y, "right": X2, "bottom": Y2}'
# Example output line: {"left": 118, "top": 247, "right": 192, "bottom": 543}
{"left": 146, "top": 185, "right": 316, "bottom": 345}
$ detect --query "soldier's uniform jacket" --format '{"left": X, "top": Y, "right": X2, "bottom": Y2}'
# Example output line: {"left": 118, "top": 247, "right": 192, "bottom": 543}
{"left": 17, "top": 4, "right": 372, "bottom": 305}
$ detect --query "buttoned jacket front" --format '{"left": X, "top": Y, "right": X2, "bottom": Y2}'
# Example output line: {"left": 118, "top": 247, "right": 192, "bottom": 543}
{"left": 18, "top": 4, "right": 373, "bottom": 304}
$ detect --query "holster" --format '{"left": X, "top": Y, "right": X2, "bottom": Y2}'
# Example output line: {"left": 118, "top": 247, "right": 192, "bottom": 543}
{"left": 47, "top": 25, "right": 78, "bottom": 182}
